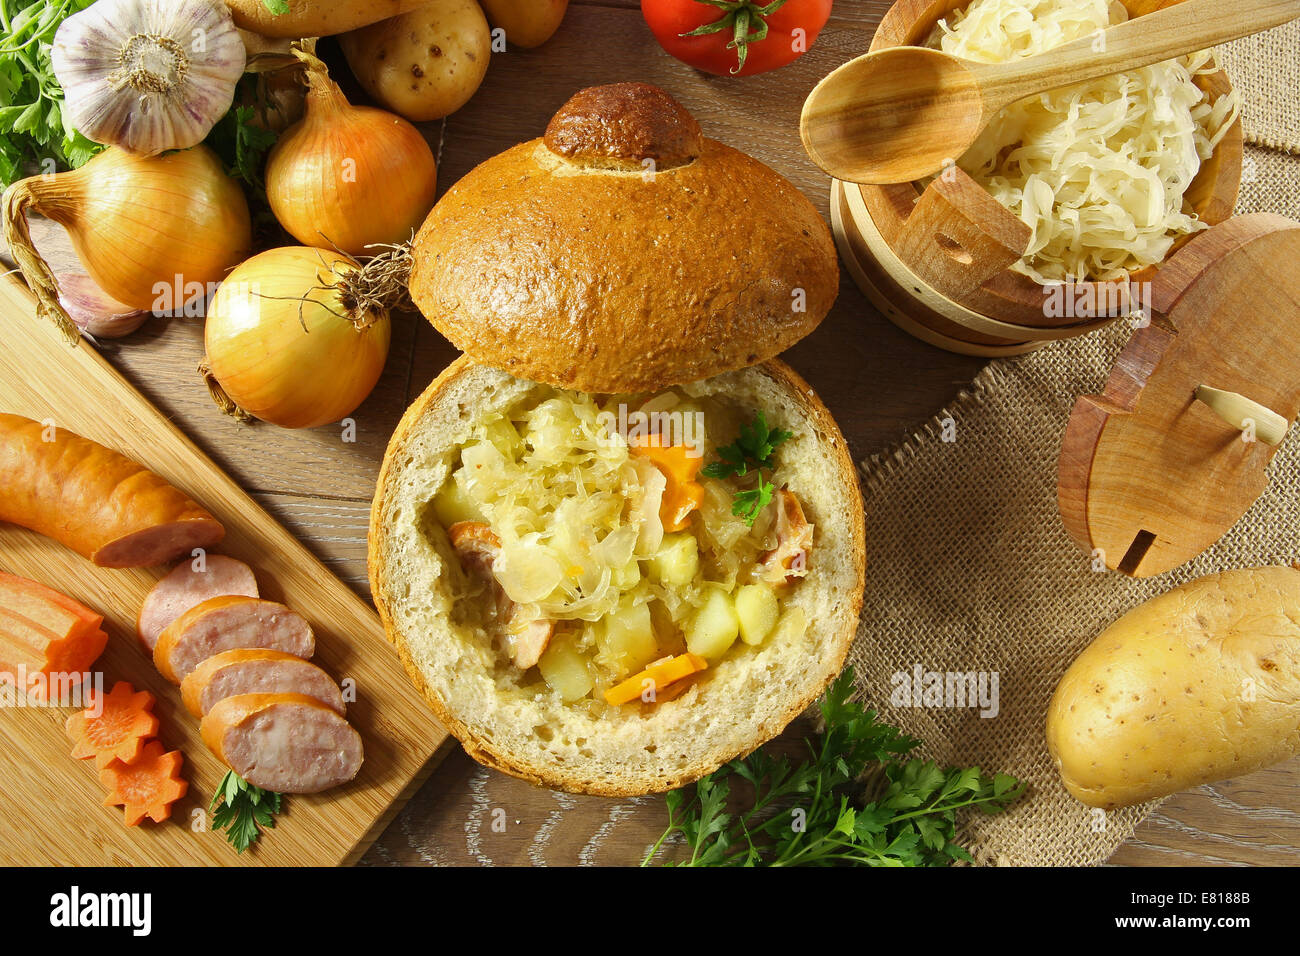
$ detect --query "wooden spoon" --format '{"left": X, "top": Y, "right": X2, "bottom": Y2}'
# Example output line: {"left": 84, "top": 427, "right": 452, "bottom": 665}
{"left": 801, "top": 0, "right": 1300, "bottom": 185}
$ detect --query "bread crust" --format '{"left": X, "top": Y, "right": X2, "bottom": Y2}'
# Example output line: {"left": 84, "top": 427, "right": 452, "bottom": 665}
{"left": 369, "top": 356, "right": 865, "bottom": 796}
{"left": 543, "top": 82, "right": 702, "bottom": 170}
{"left": 408, "top": 84, "right": 839, "bottom": 394}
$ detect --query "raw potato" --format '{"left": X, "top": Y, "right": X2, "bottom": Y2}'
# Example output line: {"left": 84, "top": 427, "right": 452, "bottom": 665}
{"left": 479, "top": 0, "right": 568, "bottom": 48}
{"left": 340, "top": 0, "right": 491, "bottom": 123}
{"left": 226, "top": 0, "right": 430, "bottom": 38}
{"left": 1046, "top": 566, "right": 1300, "bottom": 810}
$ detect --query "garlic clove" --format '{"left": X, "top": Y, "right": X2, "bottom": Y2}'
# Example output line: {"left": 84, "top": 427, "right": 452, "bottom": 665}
{"left": 57, "top": 273, "right": 150, "bottom": 339}
{"left": 53, "top": 0, "right": 247, "bottom": 156}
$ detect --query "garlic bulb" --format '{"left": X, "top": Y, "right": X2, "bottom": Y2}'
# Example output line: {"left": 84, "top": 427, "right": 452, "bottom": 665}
{"left": 57, "top": 273, "right": 149, "bottom": 339}
{"left": 52, "top": 0, "right": 246, "bottom": 156}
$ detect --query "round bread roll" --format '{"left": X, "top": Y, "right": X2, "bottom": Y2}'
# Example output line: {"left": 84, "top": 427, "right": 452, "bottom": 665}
{"left": 408, "top": 83, "right": 839, "bottom": 394}
{"left": 369, "top": 356, "right": 865, "bottom": 795}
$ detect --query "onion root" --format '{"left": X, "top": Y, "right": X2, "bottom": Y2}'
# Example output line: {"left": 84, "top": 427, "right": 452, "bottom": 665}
{"left": 3, "top": 181, "right": 78, "bottom": 345}
{"left": 198, "top": 360, "right": 254, "bottom": 424}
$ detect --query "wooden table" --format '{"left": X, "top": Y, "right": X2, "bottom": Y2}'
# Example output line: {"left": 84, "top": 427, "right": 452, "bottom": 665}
{"left": 10, "top": 0, "right": 1299, "bottom": 866}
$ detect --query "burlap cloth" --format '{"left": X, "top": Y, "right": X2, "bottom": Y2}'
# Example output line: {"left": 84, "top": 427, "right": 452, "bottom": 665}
{"left": 1216, "top": 20, "right": 1300, "bottom": 154}
{"left": 847, "top": 34, "right": 1300, "bottom": 866}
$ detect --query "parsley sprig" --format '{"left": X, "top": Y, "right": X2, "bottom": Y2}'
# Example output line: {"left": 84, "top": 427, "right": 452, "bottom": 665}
{"left": 702, "top": 412, "right": 792, "bottom": 526}
{"left": 211, "top": 771, "right": 283, "bottom": 854}
{"left": 643, "top": 668, "right": 1025, "bottom": 866}
{"left": 0, "top": 0, "right": 102, "bottom": 186}
{"left": 204, "top": 101, "right": 278, "bottom": 193}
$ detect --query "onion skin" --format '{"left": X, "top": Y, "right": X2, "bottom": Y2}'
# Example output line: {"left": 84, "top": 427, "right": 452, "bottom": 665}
{"left": 265, "top": 51, "right": 437, "bottom": 256}
{"left": 204, "top": 247, "right": 392, "bottom": 429}
{"left": 4, "top": 146, "right": 251, "bottom": 328}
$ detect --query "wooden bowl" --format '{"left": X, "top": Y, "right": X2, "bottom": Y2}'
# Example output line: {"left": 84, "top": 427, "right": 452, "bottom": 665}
{"left": 832, "top": 180, "right": 1045, "bottom": 355}
{"left": 848, "top": 0, "right": 1244, "bottom": 334}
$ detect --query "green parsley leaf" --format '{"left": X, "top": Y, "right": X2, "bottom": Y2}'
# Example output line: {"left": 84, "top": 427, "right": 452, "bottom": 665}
{"left": 262, "top": 0, "right": 290, "bottom": 14}
{"left": 702, "top": 412, "right": 792, "bottom": 526}
{"left": 203, "top": 99, "right": 278, "bottom": 192}
{"left": 210, "top": 771, "right": 284, "bottom": 854}
{"left": 701, "top": 411, "right": 792, "bottom": 480}
{"left": 729, "top": 478, "right": 775, "bottom": 525}
{"left": 0, "top": 0, "right": 103, "bottom": 187}
{"left": 643, "top": 667, "right": 1025, "bottom": 867}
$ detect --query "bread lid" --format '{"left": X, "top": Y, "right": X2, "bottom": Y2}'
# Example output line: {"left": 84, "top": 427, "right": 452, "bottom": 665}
{"left": 408, "top": 83, "right": 839, "bottom": 393}
{"left": 1058, "top": 213, "right": 1300, "bottom": 577}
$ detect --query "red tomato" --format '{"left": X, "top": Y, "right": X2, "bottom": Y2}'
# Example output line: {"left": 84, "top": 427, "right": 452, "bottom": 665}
{"left": 642, "top": 0, "right": 833, "bottom": 76}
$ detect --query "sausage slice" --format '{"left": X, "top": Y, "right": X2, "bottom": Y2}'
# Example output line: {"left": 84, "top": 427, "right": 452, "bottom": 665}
{"left": 153, "top": 596, "right": 314, "bottom": 684}
{"left": 181, "top": 648, "right": 344, "bottom": 718}
{"left": 200, "top": 693, "right": 364, "bottom": 794}
{"left": 137, "top": 555, "right": 259, "bottom": 652}
{"left": 448, "top": 521, "right": 554, "bottom": 669}
{"left": 758, "top": 488, "right": 814, "bottom": 586}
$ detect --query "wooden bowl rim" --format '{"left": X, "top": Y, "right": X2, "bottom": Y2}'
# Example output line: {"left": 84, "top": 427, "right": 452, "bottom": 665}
{"left": 863, "top": 0, "right": 1245, "bottom": 310}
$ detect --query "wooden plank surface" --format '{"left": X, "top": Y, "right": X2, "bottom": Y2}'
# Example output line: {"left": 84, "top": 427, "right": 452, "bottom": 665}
{"left": 0, "top": 276, "right": 452, "bottom": 866}
{"left": 4, "top": 0, "right": 1297, "bottom": 867}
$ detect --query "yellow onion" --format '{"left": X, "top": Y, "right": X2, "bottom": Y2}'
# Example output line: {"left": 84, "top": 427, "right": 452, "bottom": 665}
{"left": 3, "top": 146, "right": 251, "bottom": 344}
{"left": 202, "top": 246, "right": 401, "bottom": 429}
{"left": 265, "top": 48, "right": 437, "bottom": 256}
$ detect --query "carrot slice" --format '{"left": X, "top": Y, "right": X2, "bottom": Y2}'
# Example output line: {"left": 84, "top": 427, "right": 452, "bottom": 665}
{"left": 99, "top": 740, "right": 188, "bottom": 826}
{"left": 0, "top": 574, "right": 107, "bottom": 699}
{"left": 0, "top": 572, "right": 103, "bottom": 635}
{"left": 604, "top": 652, "right": 707, "bottom": 706}
{"left": 629, "top": 434, "right": 706, "bottom": 532}
{"left": 66, "top": 681, "right": 160, "bottom": 769}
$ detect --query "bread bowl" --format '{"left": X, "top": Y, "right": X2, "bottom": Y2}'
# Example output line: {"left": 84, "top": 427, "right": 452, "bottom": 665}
{"left": 369, "top": 83, "right": 866, "bottom": 795}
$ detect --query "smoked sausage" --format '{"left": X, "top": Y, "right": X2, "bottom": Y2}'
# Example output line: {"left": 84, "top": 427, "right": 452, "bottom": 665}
{"left": 200, "top": 693, "right": 364, "bottom": 793}
{"left": 153, "top": 595, "right": 314, "bottom": 684}
{"left": 0, "top": 414, "right": 224, "bottom": 567}
{"left": 181, "top": 648, "right": 344, "bottom": 717}
{"left": 137, "top": 555, "right": 259, "bottom": 652}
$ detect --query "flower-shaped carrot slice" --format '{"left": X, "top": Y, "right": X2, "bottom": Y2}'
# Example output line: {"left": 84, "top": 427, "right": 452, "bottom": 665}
{"left": 99, "top": 740, "right": 188, "bottom": 826}
{"left": 66, "top": 680, "right": 160, "bottom": 769}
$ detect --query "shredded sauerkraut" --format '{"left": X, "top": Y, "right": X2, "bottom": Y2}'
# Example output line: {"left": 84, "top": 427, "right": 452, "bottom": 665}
{"left": 929, "top": 0, "right": 1239, "bottom": 283}
{"left": 431, "top": 387, "right": 804, "bottom": 705}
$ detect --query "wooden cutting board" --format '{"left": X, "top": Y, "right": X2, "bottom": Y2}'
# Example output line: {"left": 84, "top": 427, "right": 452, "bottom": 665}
{"left": 0, "top": 275, "right": 452, "bottom": 865}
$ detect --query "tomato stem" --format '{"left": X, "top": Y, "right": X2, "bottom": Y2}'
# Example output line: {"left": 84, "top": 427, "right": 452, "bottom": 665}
{"left": 678, "top": 0, "right": 790, "bottom": 75}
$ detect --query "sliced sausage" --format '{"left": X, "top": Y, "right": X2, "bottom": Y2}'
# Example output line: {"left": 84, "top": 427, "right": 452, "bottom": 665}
{"left": 137, "top": 555, "right": 259, "bottom": 652}
{"left": 758, "top": 488, "right": 814, "bottom": 586}
{"left": 153, "top": 596, "right": 313, "bottom": 684}
{"left": 0, "top": 414, "right": 225, "bottom": 567}
{"left": 448, "top": 521, "right": 554, "bottom": 669}
{"left": 200, "top": 693, "right": 363, "bottom": 794}
{"left": 181, "top": 648, "right": 344, "bottom": 718}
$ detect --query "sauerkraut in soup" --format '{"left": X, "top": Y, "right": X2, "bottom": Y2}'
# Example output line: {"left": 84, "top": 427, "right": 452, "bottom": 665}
{"left": 929, "top": 0, "right": 1239, "bottom": 283}
{"left": 429, "top": 387, "right": 813, "bottom": 711}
